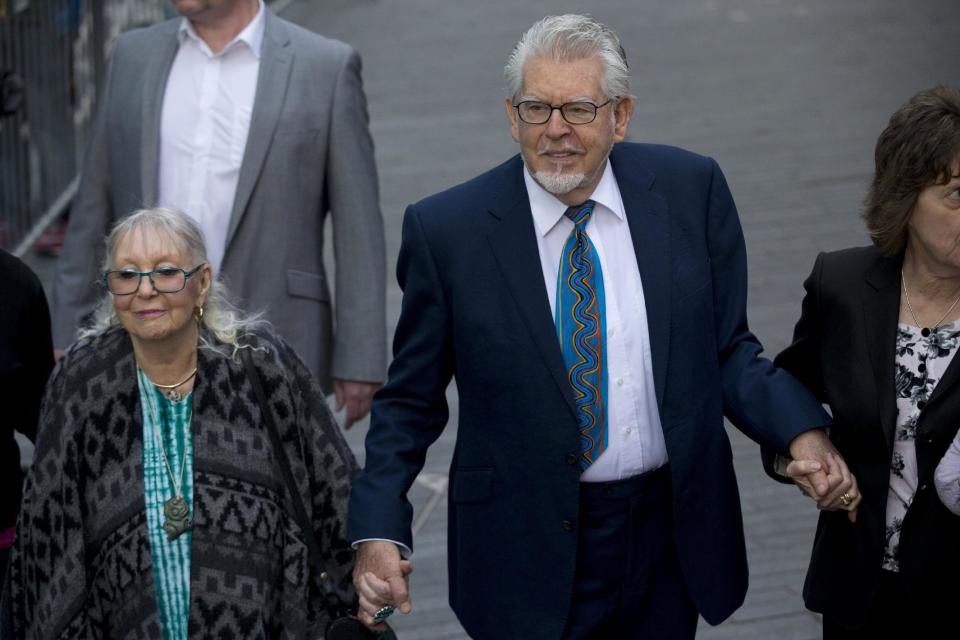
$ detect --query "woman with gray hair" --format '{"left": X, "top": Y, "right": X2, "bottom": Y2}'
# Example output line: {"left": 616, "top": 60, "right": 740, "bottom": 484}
{"left": 5, "top": 207, "right": 362, "bottom": 638}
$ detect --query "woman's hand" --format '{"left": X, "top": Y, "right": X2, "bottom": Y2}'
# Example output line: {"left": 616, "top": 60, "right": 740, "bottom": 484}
{"left": 787, "top": 452, "right": 861, "bottom": 522}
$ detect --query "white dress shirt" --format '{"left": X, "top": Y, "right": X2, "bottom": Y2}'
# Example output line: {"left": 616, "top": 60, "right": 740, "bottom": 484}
{"left": 525, "top": 162, "right": 668, "bottom": 482}
{"left": 158, "top": 0, "right": 265, "bottom": 273}
{"left": 354, "top": 160, "right": 669, "bottom": 552}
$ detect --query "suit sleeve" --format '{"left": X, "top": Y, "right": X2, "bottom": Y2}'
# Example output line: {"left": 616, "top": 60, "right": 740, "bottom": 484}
{"left": 326, "top": 47, "right": 387, "bottom": 383}
{"left": 761, "top": 252, "right": 828, "bottom": 479}
{"left": 347, "top": 205, "right": 454, "bottom": 550}
{"left": 705, "top": 159, "right": 830, "bottom": 455}
{"left": 49, "top": 39, "right": 120, "bottom": 349}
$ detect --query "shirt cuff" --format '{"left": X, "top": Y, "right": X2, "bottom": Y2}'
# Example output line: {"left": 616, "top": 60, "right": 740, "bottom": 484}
{"left": 773, "top": 454, "right": 791, "bottom": 479}
{"left": 352, "top": 538, "right": 413, "bottom": 559}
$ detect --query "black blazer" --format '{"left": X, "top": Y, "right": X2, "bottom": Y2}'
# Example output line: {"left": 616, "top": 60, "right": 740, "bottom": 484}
{"left": 0, "top": 250, "right": 53, "bottom": 529}
{"left": 767, "top": 245, "right": 960, "bottom": 626}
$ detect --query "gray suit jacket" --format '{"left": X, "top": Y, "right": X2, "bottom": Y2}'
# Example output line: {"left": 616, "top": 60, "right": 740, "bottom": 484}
{"left": 51, "top": 10, "right": 386, "bottom": 389}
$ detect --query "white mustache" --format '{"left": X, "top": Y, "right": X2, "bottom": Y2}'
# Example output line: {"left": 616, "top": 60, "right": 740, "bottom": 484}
{"left": 537, "top": 146, "right": 584, "bottom": 156}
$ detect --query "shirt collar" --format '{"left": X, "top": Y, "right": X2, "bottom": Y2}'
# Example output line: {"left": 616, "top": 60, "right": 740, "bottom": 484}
{"left": 178, "top": 0, "right": 266, "bottom": 59}
{"left": 524, "top": 159, "right": 625, "bottom": 238}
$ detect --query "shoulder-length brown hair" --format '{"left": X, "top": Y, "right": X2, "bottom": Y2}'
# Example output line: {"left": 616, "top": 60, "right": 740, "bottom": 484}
{"left": 863, "top": 85, "right": 960, "bottom": 255}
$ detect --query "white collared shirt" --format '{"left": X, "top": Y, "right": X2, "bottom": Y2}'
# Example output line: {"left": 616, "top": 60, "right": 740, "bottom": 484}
{"left": 525, "top": 162, "right": 668, "bottom": 482}
{"left": 353, "top": 161, "right": 669, "bottom": 553}
{"left": 158, "top": 0, "right": 266, "bottom": 273}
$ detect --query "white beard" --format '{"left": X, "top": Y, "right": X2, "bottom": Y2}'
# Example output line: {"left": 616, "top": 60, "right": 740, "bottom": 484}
{"left": 532, "top": 170, "right": 587, "bottom": 195}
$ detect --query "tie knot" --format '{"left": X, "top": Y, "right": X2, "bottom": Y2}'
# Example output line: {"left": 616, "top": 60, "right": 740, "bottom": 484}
{"left": 564, "top": 200, "right": 596, "bottom": 227}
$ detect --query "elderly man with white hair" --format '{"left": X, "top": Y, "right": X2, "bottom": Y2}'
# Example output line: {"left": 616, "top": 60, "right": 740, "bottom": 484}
{"left": 348, "top": 14, "right": 852, "bottom": 639}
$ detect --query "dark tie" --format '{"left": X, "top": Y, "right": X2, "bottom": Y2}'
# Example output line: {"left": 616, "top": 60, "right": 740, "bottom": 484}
{"left": 555, "top": 200, "right": 607, "bottom": 470}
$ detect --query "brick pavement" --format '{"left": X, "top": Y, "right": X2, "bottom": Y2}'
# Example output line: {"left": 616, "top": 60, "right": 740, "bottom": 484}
{"left": 22, "top": 0, "right": 959, "bottom": 637}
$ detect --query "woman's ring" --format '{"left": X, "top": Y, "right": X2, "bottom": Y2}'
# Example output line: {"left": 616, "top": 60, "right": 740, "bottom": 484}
{"left": 373, "top": 605, "right": 395, "bottom": 624}
{"left": 839, "top": 493, "right": 853, "bottom": 506}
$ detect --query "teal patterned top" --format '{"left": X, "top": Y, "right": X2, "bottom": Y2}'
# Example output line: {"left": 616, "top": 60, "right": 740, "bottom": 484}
{"left": 138, "top": 369, "right": 194, "bottom": 640}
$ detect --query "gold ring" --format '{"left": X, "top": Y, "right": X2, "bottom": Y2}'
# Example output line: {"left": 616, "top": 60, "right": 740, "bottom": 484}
{"left": 839, "top": 493, "right": 853, "bottom": 506}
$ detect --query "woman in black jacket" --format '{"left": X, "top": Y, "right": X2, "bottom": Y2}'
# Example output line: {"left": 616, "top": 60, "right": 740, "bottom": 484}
{"left": 0, "top": 249, "right": 53, "bottom": 585}
{"left": 769, "top": 85, "right": 960, "bottom": 638}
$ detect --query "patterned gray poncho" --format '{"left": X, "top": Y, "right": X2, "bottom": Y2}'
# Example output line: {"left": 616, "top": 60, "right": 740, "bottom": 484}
{"left": 5, "top": 327, "right": 358, "bottom": 638}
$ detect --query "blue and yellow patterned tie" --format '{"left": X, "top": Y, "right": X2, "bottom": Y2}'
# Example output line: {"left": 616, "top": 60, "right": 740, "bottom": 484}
{"left": 555, "top": 200, "right": 607, "bottom": 470}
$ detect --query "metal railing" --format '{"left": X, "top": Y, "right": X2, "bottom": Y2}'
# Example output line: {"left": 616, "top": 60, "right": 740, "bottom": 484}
{"left": 0, "top": 0, "right": 171, "bottom": 254}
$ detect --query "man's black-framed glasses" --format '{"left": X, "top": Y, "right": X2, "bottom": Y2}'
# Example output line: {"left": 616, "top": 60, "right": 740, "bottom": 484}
{"left": 513, "top": 98, "right": 615, "bottom": 125}
{"left": 101, "top": 263, "right": 206, "bottom": 295}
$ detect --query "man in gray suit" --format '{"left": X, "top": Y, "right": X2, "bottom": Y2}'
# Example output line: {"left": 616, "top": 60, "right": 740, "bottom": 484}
{"left": 51, "top": 0, "right": 386, "bottom": 424}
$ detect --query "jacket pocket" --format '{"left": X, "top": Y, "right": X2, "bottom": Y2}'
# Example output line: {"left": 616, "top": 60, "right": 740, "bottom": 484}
{"left": 451, "top": 467, "right": 493, "bottom": 504}
{"left": 286, "top": 269, "right": 330, "bottom": 302}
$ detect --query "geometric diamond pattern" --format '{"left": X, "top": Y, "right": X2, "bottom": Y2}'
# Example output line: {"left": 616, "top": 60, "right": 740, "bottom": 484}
{"left": 7, "top": 327, "right": 358, "bottom": 637}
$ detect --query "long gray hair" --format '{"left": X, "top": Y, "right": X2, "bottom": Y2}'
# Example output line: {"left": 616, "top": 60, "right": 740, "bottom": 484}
{"left": 504, "top": 14, "right": 630, "bottom": 100}
{"left": 79, "top": 206, "right": 269, "bottom": 353}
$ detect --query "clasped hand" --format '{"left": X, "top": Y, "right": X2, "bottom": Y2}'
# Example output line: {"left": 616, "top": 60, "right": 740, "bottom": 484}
{"left": 353, "top": 540, "right": 414, "bottom": 630}
{"left": 786, "top": 429, "right": 862, "bottom": 523}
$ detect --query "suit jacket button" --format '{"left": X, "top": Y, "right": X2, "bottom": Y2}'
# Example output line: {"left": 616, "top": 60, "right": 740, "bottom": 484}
{"left": 562, "top": 519, "right": 574, "bottom": 531}
{"left": 566, "top": 453, "right": 578, "bottom": 465}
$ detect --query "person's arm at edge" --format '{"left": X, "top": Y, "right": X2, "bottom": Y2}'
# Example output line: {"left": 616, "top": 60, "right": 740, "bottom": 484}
{"left": 325, "top": 44, "right": 387, "bottom": 426}
{"left": 14, "top": 265, "right": 55, "bottom": 442}
{"left": 934, "top": 428, "right": 960, "bottom": 516}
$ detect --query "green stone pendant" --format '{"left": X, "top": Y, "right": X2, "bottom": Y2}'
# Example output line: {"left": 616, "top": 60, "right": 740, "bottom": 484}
{"left": 162, "top": 495, "right": 192, "bottom": 541}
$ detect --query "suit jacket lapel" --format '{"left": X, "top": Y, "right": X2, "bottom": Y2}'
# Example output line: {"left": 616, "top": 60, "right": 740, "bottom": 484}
{"left": 611, "top": 151, "right": 670, "bottom": 410}
{"left": 862, "top": 255, "right": 901, "bottom": 454}
{"left": 225, "top": 10, "right": 293, "bottom": 252}
{"left": 486, "top": 160, "right": 578, "bottom": 417}
{"left": 140, "top": 21, "right": 181, "bottom": 206}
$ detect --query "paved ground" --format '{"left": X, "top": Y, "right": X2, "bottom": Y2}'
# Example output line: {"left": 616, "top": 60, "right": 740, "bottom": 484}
{"left": 21, "top": 0, "right": 959, "bottom": 638}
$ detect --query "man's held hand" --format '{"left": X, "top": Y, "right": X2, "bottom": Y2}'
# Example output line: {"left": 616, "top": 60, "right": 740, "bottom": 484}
{"left": 787, "top": 429, "right": 861, "bottom": 523}
{"left": 353, "top": 540, "right": 413, "bottom": 630}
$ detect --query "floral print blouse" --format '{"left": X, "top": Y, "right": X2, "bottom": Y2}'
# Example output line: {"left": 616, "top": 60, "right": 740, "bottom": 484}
{"left": 885, "top": 321, "right": 960, "bottom": 571}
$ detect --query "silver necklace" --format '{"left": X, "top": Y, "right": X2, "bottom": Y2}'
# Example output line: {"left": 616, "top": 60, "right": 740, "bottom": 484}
{"left": 144, "top": 386, "right": 193, "bottom": 541}
{"left": 901, "top": 269, "right": 960, "bottom": 337}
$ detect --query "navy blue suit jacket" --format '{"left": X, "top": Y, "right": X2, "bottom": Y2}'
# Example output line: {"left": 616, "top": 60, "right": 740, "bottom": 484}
{"left": 349, "top": 143, "right": 830, "bottom": 639}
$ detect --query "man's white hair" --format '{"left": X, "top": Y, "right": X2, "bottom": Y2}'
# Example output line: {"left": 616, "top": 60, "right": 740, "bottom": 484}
{"left": 504, "top": 14, "right": 630, "bottom": 100}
